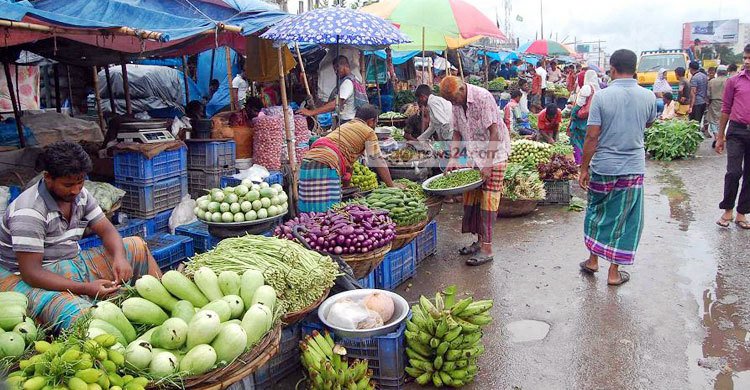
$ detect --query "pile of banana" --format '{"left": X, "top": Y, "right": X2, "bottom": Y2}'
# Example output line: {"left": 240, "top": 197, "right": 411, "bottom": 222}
{"left": 404, "top": 286, "right": 493, "bottom": 387}
{"left": 299, "top": 330, "right": 375, "bottom": 390}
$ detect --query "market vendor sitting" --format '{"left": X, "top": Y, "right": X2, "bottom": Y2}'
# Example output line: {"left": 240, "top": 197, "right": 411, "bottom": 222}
{"left": 299, "top": 104, "right": 397, "bottom": 213}
{"left": 298, "top": 55, "right": 368, "bottom": 124}
{"left": 537, "top": 103, "right": 562, "bottom": 143}
{"left": 0, "top": 142, "right": 161, "bottom": 329}
{"left": 504, "top": 90, "right": 533, "bottom": 136}
{"left": 415, "top": 84, "right": 453, "bottom": 142}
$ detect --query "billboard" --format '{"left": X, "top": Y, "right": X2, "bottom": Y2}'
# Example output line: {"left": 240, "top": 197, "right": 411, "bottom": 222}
{"left": 682, "top": 19, "right": 739, "bottom": 47}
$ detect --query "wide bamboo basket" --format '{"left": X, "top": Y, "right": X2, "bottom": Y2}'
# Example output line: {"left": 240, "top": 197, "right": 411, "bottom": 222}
{"left": 282, "top": 288, "right": 330, "bottom": 325}
{"left": 176, "top": 324, "right": 282, "bottom": 390}
{"left": 497, "top": 199, "right": 538, "bottom": 218}
{"left": 392, "top": 219, "right": 428, "bottom": 250}
{"left": 425, "top": 196, "right": 443, "bottom": 222}
{"left": 339, "top": 243, "right": 392, "bottom": 279}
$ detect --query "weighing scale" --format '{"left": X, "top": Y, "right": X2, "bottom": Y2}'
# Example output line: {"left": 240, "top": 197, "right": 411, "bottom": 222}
{"left": 116, "top": 121, "right": 175, "bottom": 144}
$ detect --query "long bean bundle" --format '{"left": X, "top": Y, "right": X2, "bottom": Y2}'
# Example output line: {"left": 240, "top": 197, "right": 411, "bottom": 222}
{"left": 186, "top": 235, "right": 339, "bottom": 314}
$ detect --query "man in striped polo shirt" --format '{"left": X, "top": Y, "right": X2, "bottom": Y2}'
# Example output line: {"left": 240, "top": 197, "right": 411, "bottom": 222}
{"left": 0, "top": 141, "right": 160, "bottom": 329}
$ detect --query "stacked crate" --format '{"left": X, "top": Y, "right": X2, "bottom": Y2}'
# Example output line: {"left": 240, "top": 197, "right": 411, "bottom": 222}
{"left": 186, "top": 140, "right": 236, "bottom": 198}
{"left": 114, "top": 148, "right": 188, "bottom": 219}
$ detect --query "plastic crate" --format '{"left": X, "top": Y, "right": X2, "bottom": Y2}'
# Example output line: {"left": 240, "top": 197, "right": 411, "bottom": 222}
{"left": 357, "top": 271, "right": 376, "bottom": 289}
{"left": 375, "top": 241, "right": 416, "bottom": 290}
{"left": 251, "top": 323, "right": 302, "bottom": 389}
{"left": 415, "top": 220, "right": 437, "bottom": 267}
{"left": 220, "top": 170, "right": 283, "bottom": 189}
{"left": 116, "top": 176, "right": 187, "bottom": 219}
{"left": 114, "top": 147, "right": 187, "bottom": 183}
{"left": 540, "top": 180, "right": 572, "bottom": 206}
{"left": 79, "top": 219, "right": 149, "bottom": 250}
{"left": 301, "top": 317, "right": 408, "bottom": 389}
{"left": 146, "top": 233, "right": 194, "bottom": 271}
{"left": 188, "top": 168, "right": 236, "bottom": 198}
{"left": 175, "top": 221, "right": 221, "bottom": 253}
{"left": 186, "top": 140, "right": 236, "bottom": 170}
{"left": 144, "top": 209, "right": 173, "bottom": 235}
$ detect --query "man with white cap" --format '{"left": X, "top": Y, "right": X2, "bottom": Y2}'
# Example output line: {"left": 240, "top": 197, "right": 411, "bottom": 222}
{"left": 707, "top": 65, "right": 729, "bottom": 147}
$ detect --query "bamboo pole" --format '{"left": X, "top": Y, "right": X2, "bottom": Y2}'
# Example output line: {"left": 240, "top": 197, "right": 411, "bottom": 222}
{"left": 92, "top": 66, "right": 105, "bottom": 136}
{"left": 225, "top": 47, "right": 235, "bottom": 111}
{"left": 104, "top": 66, "right": 116, "bottom": 113}
{"left": 375, "top": 56, "right": 382, "bottom": 110}
{"left": 66, "top": 65, "right": 74, "bottom": 117}
{"left": 421, "top": 27, "right": 429, "bottom": 88}
{"left": 181, "top": 56, "right": 190, "bottom": 106}
{"left": 120, "top": 56, "right": 132, "bottom": 115}
{"left": 53, "top": 64, "right": 61, "bottom": 113}
{"left": 295, "top": 43, "right": 315, "bottom": 108}
{"left": 277, "top": 47, "right": 298, "bottom": 212}
{"left": 3, "top": 62, "right": 26, "bottom": 148}
{"left": 0, "top": 20, "right": 164, "bottom": 41}
{"left": 484, "top": 49, "right": 489, "bottom": 88}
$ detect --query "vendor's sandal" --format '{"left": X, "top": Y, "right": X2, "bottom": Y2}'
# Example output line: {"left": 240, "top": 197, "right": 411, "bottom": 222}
{"left": 607, "top": 271, "right": 631, "bottom": 286}
{"left": 735, "top": 220, "right": 750, "bottom": 230}
{"left": 466, "top": 254, "right": 494, "bottom": 266}
{"left": 716, "top": 217, "right": 733, "bottom": 228}
{"left": 458, "top": 242, "right": 481, "bottom": 255}
{"left": 579, "top": 261, "right": 598, "bottom": 274}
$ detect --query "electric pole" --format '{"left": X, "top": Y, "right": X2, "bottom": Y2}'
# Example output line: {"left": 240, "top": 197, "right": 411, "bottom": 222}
{"left": 540, "top": 0, "right": 544, "bottom": 41}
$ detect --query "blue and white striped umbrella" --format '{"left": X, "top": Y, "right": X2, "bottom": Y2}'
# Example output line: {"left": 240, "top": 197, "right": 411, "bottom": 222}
{"left": 260, "top": 6, "right": 411, "bottom": 46}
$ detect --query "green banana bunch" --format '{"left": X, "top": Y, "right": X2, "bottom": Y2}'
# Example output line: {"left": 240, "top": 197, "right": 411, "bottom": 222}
{"left": 300, "top": 330, "right": 375, "bottom": 390}
{"left": 404, "top": 285, "right": 494, "bottom": 387}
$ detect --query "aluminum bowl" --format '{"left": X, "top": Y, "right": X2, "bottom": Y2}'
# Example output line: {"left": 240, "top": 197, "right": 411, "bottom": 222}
{"left": 318, "top": 289, "right": 410, "bottom": 338}
{"left": 422, "top": 168, "right": 484, "bottom": 196}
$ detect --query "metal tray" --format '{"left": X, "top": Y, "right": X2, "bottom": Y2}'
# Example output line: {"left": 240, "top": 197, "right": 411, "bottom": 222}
{"left": 422, "top": 168, "right": 484, "bottom": 196}
{"left": 201, "top": 210, "right": 287, "bottom": 228}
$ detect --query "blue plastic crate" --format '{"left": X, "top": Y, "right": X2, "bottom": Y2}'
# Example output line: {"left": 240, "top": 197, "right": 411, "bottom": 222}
{"left": 114, "top": 147, "right": 187, "bottom": 184}
{"left": 251, "top": 323, "right": 301, "bottom": 388}
{"left": 220, "top": 171, "right": 283, "bottom": 189}
{"left": 146, "top": 233, "right": 194, "bottom": 271}
{"left": 375, "top": 241, "right": 416, "bottom": 290}
{"left": 186, "top": 140, "right": 235, "bottom": 170}
{"left": 188, "top": 168, "right": 236, "bottom": 198}
{"left": 79, "top": 219, "right": 149, "bottom": 250}
{"left": 144, "top": 209, "right": 173, "bottom": 235}
{"left": 357, "top": 271, "right": 376, "bottom": 289}
{"left": 174, "top": 221, "right": 221, "bottom": 253}
{"left": 301, "top": 317, "right": 408, "bottom": 389}
{"left": 116, "top": 176, "right": 187, "bottom": 219}
{"left": 415, "top": 220, "right": 437, "bottom": 267}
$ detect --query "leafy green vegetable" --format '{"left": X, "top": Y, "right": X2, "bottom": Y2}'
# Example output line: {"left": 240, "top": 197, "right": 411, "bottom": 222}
{"left": 394, "top": 90, "right": 415, "bottom": 112}
{"left": 488, "top": 77, "right": 508, "bottom": 91}
{"left": 645, "top": 119, "right": 703, "bottom": 161}
{"left": 502, "top": 163, "right": 546, "bottom": 201}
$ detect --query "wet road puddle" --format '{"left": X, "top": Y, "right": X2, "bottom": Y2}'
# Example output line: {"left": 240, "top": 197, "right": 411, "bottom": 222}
{"left": 657, "top": 166, "right": 694, "bottom": 231}
{"left": 504, "top": 320, "right": 550, "bottom": 343}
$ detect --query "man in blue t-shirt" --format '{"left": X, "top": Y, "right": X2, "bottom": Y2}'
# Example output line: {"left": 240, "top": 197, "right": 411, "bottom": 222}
{"left": 578, "top": 49, "right": 657, "bottom": 287}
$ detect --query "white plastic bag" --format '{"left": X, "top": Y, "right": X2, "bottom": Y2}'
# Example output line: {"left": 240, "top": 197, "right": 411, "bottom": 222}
{"left": 231, "top": 164, "right": 270, "bottom": 183}
{"left": 0, "top": 186, "right": 10, "bottom": 218}
{"left": 168, "top": 195, "right": 197, "bottom": 234}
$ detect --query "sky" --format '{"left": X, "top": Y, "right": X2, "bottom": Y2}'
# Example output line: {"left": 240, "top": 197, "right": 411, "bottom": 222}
{"left": 471, "top": 0, "right": 747, "bottom": 54}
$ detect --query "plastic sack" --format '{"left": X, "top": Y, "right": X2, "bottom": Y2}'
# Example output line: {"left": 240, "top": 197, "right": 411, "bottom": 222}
{"left": 0, "top": 186, "right": 9, "bottom": 218}
{"left": 84, "top": 181, "right": 126, "bottom": 212}
{"left": 326, "top": 298, "right": 371, "bottom": 330}
{"left": 168, "top": 195, "right": 197, "bottom": 234}
{"left": 231, "top": 164, "right": 270, "bottom": 183}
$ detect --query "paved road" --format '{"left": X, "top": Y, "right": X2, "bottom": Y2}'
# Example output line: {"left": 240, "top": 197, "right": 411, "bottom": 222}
{"left": 401, "top": 140, "right": 750, "bottom": 390}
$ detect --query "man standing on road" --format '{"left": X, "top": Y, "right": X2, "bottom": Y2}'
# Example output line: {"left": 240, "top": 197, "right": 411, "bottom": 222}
{"left": 441, "top": 76, "right": 511, "bottom": 266}
{"left": 715, "top": 44, "right": 750, "bottom": 229}
{"left": 688, "top": 61, "right": 709, "bottom": 125}
{"left": 578, "top": 49, "right": 657, "bottom": 286}
{"left": 706, "top": 65, "right": 729, "bottom": 147}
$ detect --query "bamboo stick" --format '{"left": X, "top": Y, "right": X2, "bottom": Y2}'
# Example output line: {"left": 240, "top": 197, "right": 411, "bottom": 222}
{"left": 3, "top": 62, "right": 26, "bottom": 148}
{"left": 295, "top": 43, "right": 315, "bottom": 108}
{"left": 92, "top": 66, "right": 105, "bottom": 137}
{"left": 226, "top": 47, "right": 235, "bottom": 111}
{"left": 277, "top": 47, "right": 298, "bottom": 213}
{"left": 0, "top": 20, "right": 164, "bottom": 41}
{"left": 104, "top": 66, "right": 116, "bottom": 113}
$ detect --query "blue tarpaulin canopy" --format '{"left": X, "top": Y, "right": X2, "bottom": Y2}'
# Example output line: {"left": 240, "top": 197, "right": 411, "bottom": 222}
{"left": 477, "top": 49, "right": 519, "bottom": 63}
{"left": 365, "top": 50, "right": 421, "bottom": 65}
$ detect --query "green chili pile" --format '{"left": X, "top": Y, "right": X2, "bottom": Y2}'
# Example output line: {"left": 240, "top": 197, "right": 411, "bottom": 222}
{"left": 426, "top": 170, "right": 482, "bottom": 190}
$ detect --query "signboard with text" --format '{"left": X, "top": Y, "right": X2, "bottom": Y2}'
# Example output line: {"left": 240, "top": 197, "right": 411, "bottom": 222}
{"left": 682, "top": 19, "right": 739, "bottom": 48}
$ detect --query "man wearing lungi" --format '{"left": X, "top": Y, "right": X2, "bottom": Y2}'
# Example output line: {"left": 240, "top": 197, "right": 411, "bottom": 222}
{"left": 441, "top": 76, "right": 511, "bottom": 266}
{"left": 578, "top": 49, "right": 657, "bottom": 286}
{"left": 0, "top": 142, "right": 161, "bottom": 328}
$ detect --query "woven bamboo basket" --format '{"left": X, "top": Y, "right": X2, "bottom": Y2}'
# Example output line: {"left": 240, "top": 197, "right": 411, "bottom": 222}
{"left": 425, "top": 196, "right": 443, "bottom": 222}
{"left": 339, "top": 243, "right": 392, "bottom": 279}
{"left": 164, "top": 324, "right": 282, "bottom": 390}
{"left": 497, "top": 199, "right": 538, "bottom": 218}
{"left": 282, "top": 288, "right": 330, "bottom": 324}
{"left": 392, "top": 219, "right": 428, "bottom": 250}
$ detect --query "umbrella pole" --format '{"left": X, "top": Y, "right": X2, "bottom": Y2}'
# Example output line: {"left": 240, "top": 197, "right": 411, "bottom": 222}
{"left": 421, "top": 27, "right": 430, "bottom": 88}
{"left": 226, "top": 47, "right": 235, "bottom": 111}
{"left": 295, "top": 43, "right": 315, "bottom": 109}
{"left": 92, "top": 66, "right": 105, "bottom": 137}
{"left": 484, "top": 48, "right": 489, "bottom": 88}
{"left": 3, "top": 62, "right": 26, "bottom": 148}
{"left": 278, "top": 46, "right": 298, "bottom": 213}
{"left": 181, "top": 56, "right": 190, "bottom": 106}
{"left": 375, "top": 56, "right": 382, "bottom": 111}
{"left": 457, "top": 50, "right": 465, "bottom": 81}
